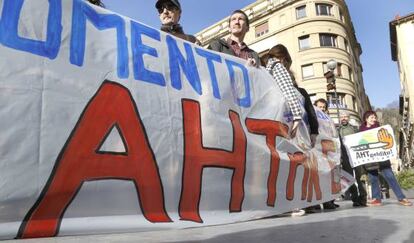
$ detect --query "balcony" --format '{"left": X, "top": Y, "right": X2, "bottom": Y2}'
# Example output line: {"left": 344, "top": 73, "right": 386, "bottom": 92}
{"left": 328, "top": 103, "right": 347, "bottom": 109}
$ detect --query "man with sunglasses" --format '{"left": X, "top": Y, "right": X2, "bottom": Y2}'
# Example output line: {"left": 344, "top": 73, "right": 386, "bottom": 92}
{"left": 155, "top": 0, "right": 200, "bottom": 44}
{"left": 208, "top": 10, "right": 259, "bottom": 67}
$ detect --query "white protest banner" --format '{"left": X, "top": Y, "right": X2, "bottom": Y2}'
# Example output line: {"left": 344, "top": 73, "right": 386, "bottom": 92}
{"left": 343, "top": 125, "right": 397, "bottom": 168}
{"left": 0, "top": 0, "right": 341, "bottom": 239}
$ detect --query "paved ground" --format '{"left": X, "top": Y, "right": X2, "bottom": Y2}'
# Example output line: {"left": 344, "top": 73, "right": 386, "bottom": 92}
{"left": 5, "top": 200, "right": 414, "bottom": 243}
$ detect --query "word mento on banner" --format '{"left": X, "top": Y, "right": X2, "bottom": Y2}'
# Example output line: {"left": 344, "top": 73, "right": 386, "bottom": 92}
{"left": 343, "top": 125, "right": 397, "bottom": 168}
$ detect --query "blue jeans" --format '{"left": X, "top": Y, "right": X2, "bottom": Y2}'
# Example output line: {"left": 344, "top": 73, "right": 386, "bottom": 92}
{"left": 368, "top": 167, "right": 406, "bottom": 200}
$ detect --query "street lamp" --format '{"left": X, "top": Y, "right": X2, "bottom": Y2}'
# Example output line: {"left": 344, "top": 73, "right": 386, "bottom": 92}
{"left": 324, "top": 59, "right": 340, "bottom": 124}
{"left": 327, "top": 59, "right": 337, "bottom": 72}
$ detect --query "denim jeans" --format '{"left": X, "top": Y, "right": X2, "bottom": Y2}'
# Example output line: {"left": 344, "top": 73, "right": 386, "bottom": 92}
{"left": 368, "top": 167, "right": 406, "bottom": 200}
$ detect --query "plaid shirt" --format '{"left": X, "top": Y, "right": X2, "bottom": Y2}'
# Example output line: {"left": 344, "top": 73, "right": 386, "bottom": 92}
{"left": 227, "top": 38, "right": 252, "bottom": 60}
{"left": 266, "top": 58, "right": 302, "bottom": 120}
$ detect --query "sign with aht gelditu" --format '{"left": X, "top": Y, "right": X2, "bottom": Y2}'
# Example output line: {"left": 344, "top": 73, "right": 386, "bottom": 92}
{"left": 343, "top": 125, "right": 397, "bottom": 168}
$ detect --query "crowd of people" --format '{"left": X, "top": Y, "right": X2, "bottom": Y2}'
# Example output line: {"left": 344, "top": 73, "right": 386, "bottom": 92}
{"left": 87, "top": 0, "right": 412, "bottom": 212}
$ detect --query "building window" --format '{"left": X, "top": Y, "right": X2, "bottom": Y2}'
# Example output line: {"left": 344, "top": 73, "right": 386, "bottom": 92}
{"left": 296, "top": 5, "right": 307, "bottom": 19}
{"left": 337, "top": 63, "right": 342, "bottom": 77}
{"left": 339, "top": 9, "right": 345, "bottom": 22}
{"left": 298, "top": 35, "right": 310, "bottom": 50}
{"left": 322, "top": 62, "right": 328, "bottom": 74}
{"left": 316, "top": 3, "right": 332, "bottom": 16}
{"left": 327, "top": 93, "right": 346, "bottom": 108}
{"left": 348, "top": 67, "right": 353, "bottom": 81}
{"left": 344, "top": 39, "right": 349, "bottom": 52}
{"left": 353, "top": 96, "right": 358, "bottom": 112}
{"left": 255, "top": 22, "right": 269, "bottom": 38}
{"left": 319, "top": 33, "right": 337, "bottom": 47}
{"left": 302, "top": 64, "right": 314, "bottom": 79}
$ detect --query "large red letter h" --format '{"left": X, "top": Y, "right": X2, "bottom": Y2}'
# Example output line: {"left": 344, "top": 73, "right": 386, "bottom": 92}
{"left": 179, "top": 99, "right": 247, "bottom": 223}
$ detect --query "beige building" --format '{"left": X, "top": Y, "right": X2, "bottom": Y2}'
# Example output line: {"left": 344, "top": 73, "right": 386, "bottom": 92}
{"left": 196, "top": 0, "right": 371, "bottom": 125}
{"left": 390, "top": 13, "right": 414, "bottom": 168}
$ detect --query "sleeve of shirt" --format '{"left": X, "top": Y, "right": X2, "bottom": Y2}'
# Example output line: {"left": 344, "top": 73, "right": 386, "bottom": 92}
{"left": 270, "top": 62, "right": 303, "bottom": 120}
{"left": 207, "top": 39, "right": 220, "bottom": 52}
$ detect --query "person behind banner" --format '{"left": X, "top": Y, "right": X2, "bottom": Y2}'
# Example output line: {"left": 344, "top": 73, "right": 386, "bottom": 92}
{"left": 155, "top": 0, "right": 200, "bottom": 44}
{"left": 360, "top": 110, "right": 412, "bottom": 207}
{"left": 339, "top": 111, "right": 367, "bottom": 207}
{"left": 208, "top": 10, "right": 260, "bottom": 67}
{"left": 314, "top": 98, "right": 328, "bottom": 114}
{"left": 260, "top": 44, "right": 306, "bottom": 139}
{"left": 260, "top": 44, "right": 320, "bottom": 215}
{"left": 313, "top": 98, "right": 340, "bottom": 209}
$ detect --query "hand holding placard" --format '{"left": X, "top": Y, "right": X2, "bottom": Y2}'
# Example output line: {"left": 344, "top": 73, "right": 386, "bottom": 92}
{"left": 377, "top": 128, "right": 393, "bottom": 149}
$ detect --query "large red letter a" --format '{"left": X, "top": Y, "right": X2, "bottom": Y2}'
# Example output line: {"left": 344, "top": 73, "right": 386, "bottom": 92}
{"left": 18, "top": 81, "right": 171, "bottom": 239}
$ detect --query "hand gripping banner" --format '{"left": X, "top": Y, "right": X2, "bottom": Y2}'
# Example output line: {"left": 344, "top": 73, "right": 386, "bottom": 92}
{"left": 0, "top": 0, "right": 341, "bottom": 239}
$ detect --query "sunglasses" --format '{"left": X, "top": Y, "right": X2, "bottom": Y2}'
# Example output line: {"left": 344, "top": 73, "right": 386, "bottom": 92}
{"left": 157, "top": 3, "right": 179, "bottom": 14}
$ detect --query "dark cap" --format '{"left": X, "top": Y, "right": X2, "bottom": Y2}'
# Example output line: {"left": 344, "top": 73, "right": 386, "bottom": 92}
{"left": 156, "top": 0, "right": 181, "bottom": 11}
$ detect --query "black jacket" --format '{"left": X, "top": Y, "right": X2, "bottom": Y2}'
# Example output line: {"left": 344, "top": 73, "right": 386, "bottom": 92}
{"left": 296, "top": 87, "right": 318, "bottom": 135}
{"left": 207, "top": 38, "right": 260, "bottom": 65}
{"left": 161, "top": 24, "right": 200, "bottom": 44}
